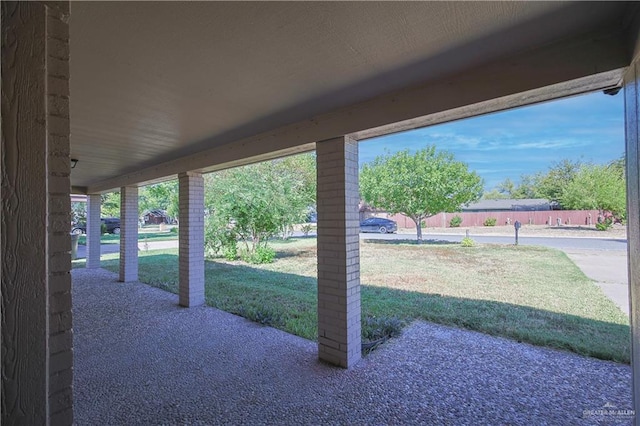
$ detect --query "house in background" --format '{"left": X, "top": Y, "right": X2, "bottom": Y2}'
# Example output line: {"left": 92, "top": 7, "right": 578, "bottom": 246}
{"left": 142, "top": 210, "right": 174, "bottom": 225}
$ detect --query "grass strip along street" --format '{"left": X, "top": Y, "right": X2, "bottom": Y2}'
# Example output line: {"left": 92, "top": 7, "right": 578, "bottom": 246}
{"left": 76, "top": 230, "right": 178, "bottom": 245}
{"left": 73, "top": 237, "right": 630, "bottom": 363}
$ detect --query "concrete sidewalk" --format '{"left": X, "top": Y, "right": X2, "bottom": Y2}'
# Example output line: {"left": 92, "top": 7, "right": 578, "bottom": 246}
{"left": 75, "top": 239, "right": 178, "bottom": 259}
{"left": 563, "top": 249, "right": 629, "bottom": 315}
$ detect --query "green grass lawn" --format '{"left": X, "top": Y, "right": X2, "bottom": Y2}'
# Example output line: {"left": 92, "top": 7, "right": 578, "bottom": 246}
{"left": 77, "top": 230, "right": 178, "bottom": 245}
{"left": 73, "top": 237, "right": 630, "bottom": 363}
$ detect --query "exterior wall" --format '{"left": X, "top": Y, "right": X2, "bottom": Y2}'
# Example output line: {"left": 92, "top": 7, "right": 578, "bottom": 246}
{"left": 316, "top": 137, "right": 361, "bottom": 368}
{"left": 86, "top": 194, "right": 101, "bottom": 268}
{"left": 1, "top": 1, "right": 73, "bottom": 424}
{"left": 385, "top": 210, "right": 602, "bottom": 229}
{"left": 624, "top": 59, "right": 640, "bottom": 422}
{"left": 178, "top": 172, "right": 205, "bottom": 307}
{"left": 119, "top": 186, "right": 139, "bottom": 282}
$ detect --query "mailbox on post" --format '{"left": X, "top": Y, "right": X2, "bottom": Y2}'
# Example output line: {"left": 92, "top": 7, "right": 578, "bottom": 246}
{"left": 514, "top": 220, "right": 521, "bottom": 245}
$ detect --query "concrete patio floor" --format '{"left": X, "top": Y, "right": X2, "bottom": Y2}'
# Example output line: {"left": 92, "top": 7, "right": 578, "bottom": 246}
{"left": 73, "top": 268, "right": 632, "bottom": 425}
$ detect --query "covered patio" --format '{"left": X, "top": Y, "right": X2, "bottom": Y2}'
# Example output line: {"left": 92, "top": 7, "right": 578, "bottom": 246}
{"left": 3, "top": 1, "right": 640, "bottom": 424}
{"left": 74, "top": 268, "right": 630, "bottom": 424}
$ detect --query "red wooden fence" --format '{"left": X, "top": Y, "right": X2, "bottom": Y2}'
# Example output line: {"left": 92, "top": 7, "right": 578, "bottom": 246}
{"left": 365, "top": 210, "right": 602, "bottom": 229}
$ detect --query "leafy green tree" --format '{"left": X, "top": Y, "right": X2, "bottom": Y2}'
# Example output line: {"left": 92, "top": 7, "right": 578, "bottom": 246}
{"left": 204, "top": 153, "right": 316, "bottom": 260}
{"left": 272, "top": 153, "right": 317, "bottom": 237}
{"left": 101, "top": 192, "right": 120, "bottom": 217}
{"left": 496, "top": 177, "right": 517, "bottom": 197}
{"left": 482, "top": 189, "right": 509, "bottom": 200}
{"left": 139, "top": 181, "right": 179, "bottom": 221}
{"left": 609, "top": 154, "right": 625, "bottom": 177}
{"left": 535, "top": 159, "right": 582, "bottom": 203}
{"left": 484, "top": 177, "right": 520, "bottom": 199}
{"left": 360, "top": 147, "right": 483, "bottom": 242}
{"left": 71, "top": 201, "right": 86, "bottom": 224}
{"left": 560, "top": 164, "right": 626, "bottom": 220}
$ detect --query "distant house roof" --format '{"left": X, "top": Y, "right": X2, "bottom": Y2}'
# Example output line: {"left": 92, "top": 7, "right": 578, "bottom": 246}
{"left": 142, "top": 209, "right": 171, "bottom": 218}
{"left": 462, "top": 199, "right": 551, "bottom": 212}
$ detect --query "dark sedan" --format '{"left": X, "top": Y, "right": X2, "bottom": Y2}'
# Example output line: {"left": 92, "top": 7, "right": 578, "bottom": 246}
{"left": 71, "top": 217, "right": 121, "bottom": 235}
{"left": 359, "top": 217, "right": 397, "bottom": 234}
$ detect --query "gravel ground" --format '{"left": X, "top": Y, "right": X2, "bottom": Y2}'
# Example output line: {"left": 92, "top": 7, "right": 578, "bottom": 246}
{"left": 73, "top": 268, "right": 633, "bottom": 425}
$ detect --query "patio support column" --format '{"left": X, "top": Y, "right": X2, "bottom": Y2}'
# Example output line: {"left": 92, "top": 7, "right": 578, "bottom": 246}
{"left": 1, "top": 2, "right": 73, "bottom": 424}
{"left": 178, "top": 172, "right": 205, "bottom": 307}
{"left": 86, "top": 194, "right": 102, "bottom": 268}
{"left": 316, "top": 136, "right": 361, "bottom": 368}
{"left": 625, "top": 59, "right": 640, "bottom": 424}
{"left": 119, "top": 186, "right": 138, "bottom": 282}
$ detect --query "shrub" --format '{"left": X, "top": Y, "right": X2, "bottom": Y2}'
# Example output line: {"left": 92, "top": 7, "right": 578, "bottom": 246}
{"left": 460, "top": 237, "right": 475, "bottom": 247}
{"left": 449, "top": 215, "right": 463, "bottom": 228}
{"left": 169, "top": 227, "right": 178, "bottom": 234}
{"left": 240, "top": 245, "right": 275, "bottom": 264}
{"left": 596, "top": 218, "right": 613, "bottom": 231}
{"left": 483, "top": 217, "right": 497, "bottom": 227}
{"left": 100, "top": 223, "right": 107, "bottom": 234}
{"left": 204, "top": 216, "right": 237, "bottom": 259}
{"left": 301, "top": 223, "right": 314, "bottom": 236}
{"left": 222, "top": 242, "right": 238, "bottom": 261}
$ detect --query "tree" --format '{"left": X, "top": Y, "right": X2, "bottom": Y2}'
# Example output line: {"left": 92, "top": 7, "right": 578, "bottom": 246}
{"left": 484, "top": 177, "right": 523, "bottom": 199}
{"left": 360, "top": 147, "right": 483, "bottom": 242}
{"left": 139, "top": 181, "right": 179, "bottom": 221}
{"left": 609, "top": 154, "right": 625, "bottom": 177}
{"left": 560, "top": 163, "right": 626, "bottom": 220}
{"left": 272, "top": 153, "right": 317, "bottom": 237}
{"left": 511, "top": 174, "right": 541, "bottom": 199}
{"left": 101, "top": 192, "right": 120, "bottom": 217}
{"left": 71, "top": 201, "right": 86, "bottom": 224}
{"left": 204, "top": 153, "right": 316, "bottom": 260}
{"left": 482, "top": 189, "right": 509, "bottom": 200}
{"left": 534, "top": 159, "right": 582, "bottom": 203}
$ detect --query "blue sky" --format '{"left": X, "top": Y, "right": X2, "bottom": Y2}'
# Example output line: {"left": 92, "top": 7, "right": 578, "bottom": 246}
{"left": 359, "top": 91, "right": 624, "bottom": 191}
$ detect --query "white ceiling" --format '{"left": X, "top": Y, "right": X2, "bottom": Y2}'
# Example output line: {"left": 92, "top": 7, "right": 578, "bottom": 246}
{"left": 69, "top": 1, "right": 635, "bottom": 192}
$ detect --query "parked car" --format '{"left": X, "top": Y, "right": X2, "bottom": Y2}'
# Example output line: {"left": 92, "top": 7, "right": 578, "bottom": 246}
{"left": 71, "top": 217, "right": 121, "bottom": 235}
{"left": 359, "top": 217, "right": 397, "bottom": 234}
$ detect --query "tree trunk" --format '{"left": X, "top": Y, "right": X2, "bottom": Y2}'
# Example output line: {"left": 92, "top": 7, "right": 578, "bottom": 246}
{"left": 412, "top": 217, "right": 423, "bottom": 244}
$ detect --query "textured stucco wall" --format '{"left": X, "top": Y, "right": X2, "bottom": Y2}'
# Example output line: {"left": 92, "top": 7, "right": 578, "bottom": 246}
{"left": 1, "top": 1, "right": 73, "bottom": 424}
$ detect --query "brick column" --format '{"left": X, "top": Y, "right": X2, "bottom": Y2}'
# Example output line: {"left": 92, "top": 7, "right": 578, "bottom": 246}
{"left": 316, "top": 136, "right": 361, "bottom": 368}
{"left": 624, "top": 60, "right": 640, "bottom": 421}
{"left": 178, "top": 172, "right": 205, "bottom": 307}
{"left": 86, "top": 194, "right": 101, "bottom": 268}
{"left": 2, "top": 2, "right": 73, "bottom": 424}
{"left": 119, "top": 186, "right": 138, "bottom": 282}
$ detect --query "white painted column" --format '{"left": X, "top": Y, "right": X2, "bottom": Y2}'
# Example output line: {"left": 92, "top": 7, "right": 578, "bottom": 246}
{"left": 1, "top": 2, "right": 73, "bottom": 424}
{"left": 178, "top": 172, "right": 205, "bottom": 307}
{"left": 119, "top": 186, "right": 138, "bottom": 282}
{"left": 316, "top": 136, "right": 361, "bottom": 368}
{"left": 624, "top": 60, "right": 640, "bottom": 424}
{"left": 86, "top": 194, "right": 102, "bottom": 268}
